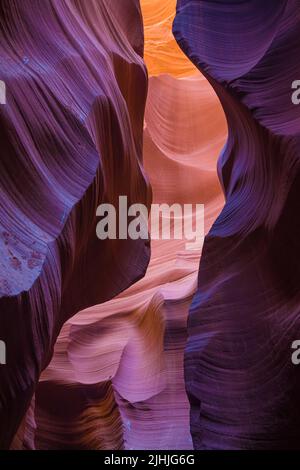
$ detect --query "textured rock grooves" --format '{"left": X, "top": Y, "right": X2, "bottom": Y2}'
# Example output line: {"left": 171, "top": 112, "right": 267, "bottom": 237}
{"left": 6, "top": 0, "right": 295, "bottom": 451}
{"left": 0, "top": 0, "right": 150, "bottom": 449}
{"left": 4, "top": 0, "right": 228, "bottom": 450}
{"left": 174, "top": 0, "right": 300, "bottom": 449}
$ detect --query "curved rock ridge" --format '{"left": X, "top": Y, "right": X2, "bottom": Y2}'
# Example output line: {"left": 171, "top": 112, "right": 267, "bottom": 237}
{"left": 0, "top": 0, "right": 151, "bottom": 449}
{"left": 11, "top": 1, "right": 227, "bottom": 449}
{"left": 174, "top": 0, "right": 300, "bottom": 450}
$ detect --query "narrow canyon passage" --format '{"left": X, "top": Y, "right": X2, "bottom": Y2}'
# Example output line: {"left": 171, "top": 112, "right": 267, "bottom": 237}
{"left": 2, "top": 0, "right": 300, "bottom": 453}
{"left": 5, "top": 0, "right": 227, "bottom": 450}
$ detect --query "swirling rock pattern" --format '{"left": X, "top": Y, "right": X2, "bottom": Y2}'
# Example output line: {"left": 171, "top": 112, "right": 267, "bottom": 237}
{"left": 0, "top": 0, "right": 150, "bottom": 449}
{"left": 8, "top": 0, "right": 227, "bottom": 450}
{"left": 174, "top": 0, "right": 300, "bottom": 450}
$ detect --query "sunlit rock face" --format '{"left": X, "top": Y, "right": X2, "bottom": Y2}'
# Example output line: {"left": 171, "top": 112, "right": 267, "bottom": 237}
{"left": 9, "top": 0, "right": 227, "bottom": 450}
{"left": 0, "top": 0, "right": 150, "bottom": 449}
{"left": 174, "top": 0, "right": 300, "bottom": 450}
{"left": 141, "top": 0, "right": 196, "bottom": 78}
